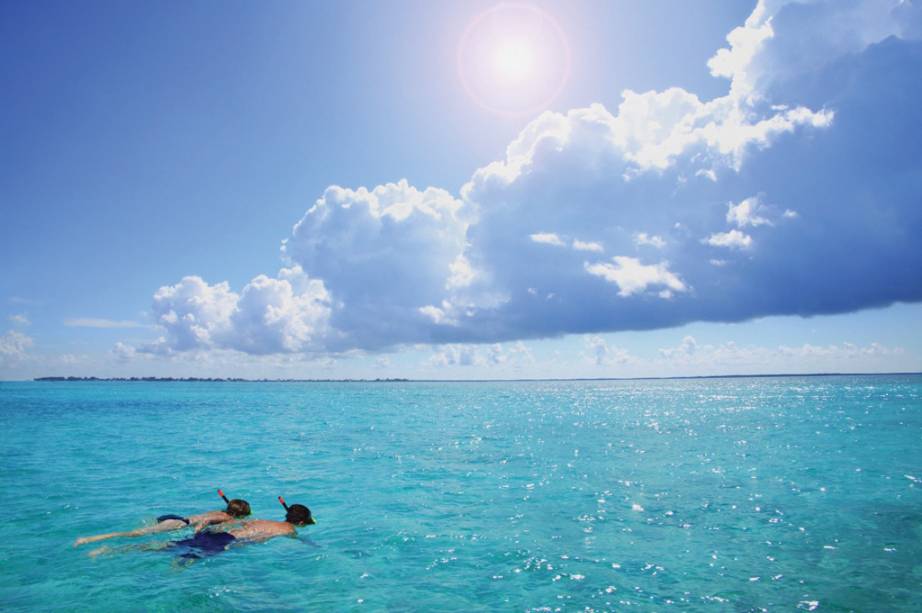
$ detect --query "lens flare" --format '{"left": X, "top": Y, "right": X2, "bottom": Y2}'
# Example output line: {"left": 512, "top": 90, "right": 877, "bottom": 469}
{"left": 458, "top": 4, "right": 571, "bottom": 117}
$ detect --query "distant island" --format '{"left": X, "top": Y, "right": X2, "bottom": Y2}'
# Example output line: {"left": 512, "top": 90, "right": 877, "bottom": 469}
{"left": 34, "top": 376, "right": 411, "bottom": 383}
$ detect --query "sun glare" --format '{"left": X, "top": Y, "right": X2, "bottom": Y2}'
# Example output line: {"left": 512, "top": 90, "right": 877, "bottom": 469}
{"left": 492, "top": 40, "right": 535, "bottom": 82}
{"left": 458, "top": 4, "right": 570, "bottom": 116}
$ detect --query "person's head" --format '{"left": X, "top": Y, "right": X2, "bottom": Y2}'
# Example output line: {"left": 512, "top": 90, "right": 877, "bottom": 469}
{"left": 285, "top": 503, "right": 315, "bottom": 526}
{"left": 225, "top": 499, "right": 251, "bottom": 518}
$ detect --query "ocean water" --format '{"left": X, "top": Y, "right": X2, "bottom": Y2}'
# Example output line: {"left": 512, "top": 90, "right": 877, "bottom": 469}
{"left": 0, "top": 376, "right": 920, "bottom": 612}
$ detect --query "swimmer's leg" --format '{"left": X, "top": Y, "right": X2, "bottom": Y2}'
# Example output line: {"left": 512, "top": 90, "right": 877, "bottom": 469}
{"left": 86, "top": 541, "right": 172, "bottom": 558}
{"left": 75, "top": 519, "right": 188, "bottom": 547}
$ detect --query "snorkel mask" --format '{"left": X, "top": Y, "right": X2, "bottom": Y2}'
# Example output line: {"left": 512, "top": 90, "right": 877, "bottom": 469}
{"left": 218, "top": 489, "right": 251, "bottom": 517}
{"left": 279, "top": 496, "right": 316, "bottom": 526}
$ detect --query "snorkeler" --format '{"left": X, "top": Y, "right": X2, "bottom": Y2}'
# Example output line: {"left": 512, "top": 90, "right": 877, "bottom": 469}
{"left": 74, "top": 489, "right": 251, "bottom": 547}
{"left": 87, "top": 496, "right": 316, "bottom": 559}
{"left": 223, "top": 496, "right": 316, "bottom": 541}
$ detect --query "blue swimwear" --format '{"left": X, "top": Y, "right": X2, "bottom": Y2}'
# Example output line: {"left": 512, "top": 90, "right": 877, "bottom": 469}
{"left": 156, "top": 514, "right": 190, "bottom": 525}
{"left": 171, "top": 531, "right": 236, "bottom": 559}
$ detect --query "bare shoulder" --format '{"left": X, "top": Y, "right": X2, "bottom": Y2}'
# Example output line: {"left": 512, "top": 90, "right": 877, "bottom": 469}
{"left": 230, "top": 519, "right": 294, "bottom": 540}
{"left": 251, "top": 520, "right": 295, "bottom": 534}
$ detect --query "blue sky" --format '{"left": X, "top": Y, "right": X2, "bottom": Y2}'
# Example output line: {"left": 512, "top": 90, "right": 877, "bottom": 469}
{"left": 2, "top": 0, "right": 921, "bottom": 379}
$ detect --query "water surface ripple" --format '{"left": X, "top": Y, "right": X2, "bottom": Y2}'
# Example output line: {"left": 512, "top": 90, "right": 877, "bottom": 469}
{"left": 1, "top": 376, "right": 920, "bottom": 611}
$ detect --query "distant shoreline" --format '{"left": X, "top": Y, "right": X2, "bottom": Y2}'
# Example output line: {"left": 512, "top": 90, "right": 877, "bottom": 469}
{"left": 26, "top": 372, "right": 922, "bottom": 383}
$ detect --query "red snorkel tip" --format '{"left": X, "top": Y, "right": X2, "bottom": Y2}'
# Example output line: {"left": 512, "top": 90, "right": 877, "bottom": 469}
{"left": 218, "top": 489, "right": 230, "bottom": 504}
{"left": 278, "top": 496, "right": 289, "bottom": 510}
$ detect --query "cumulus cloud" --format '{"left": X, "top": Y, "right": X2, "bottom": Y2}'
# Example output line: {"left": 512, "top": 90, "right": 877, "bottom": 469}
{"left": 281, "top": 180, "right": 470, "bottom": 349}
{"left": 705, "top": 229, "right": 753, "bottom": 249}
{"left": 140, "top": 266, "right": 330, "bottom": 355}
{"left": 133, "top": 0, "right": 922, "bottom": 357}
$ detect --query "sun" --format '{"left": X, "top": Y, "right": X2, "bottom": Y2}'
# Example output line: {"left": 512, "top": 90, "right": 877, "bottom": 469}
{"left": 458, "top": 4, "right": 571, "bottom": 116}
{"left": 492, "top": 40, "right": 536, "bottom": 82}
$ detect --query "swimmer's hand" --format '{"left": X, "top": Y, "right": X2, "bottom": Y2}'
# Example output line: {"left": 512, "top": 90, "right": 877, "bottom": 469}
{"left": 74, "top": 534, "right": 116, "bottom": 547}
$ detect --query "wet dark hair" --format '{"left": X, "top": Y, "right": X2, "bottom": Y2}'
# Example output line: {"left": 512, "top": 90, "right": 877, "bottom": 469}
{"left": 285, "top": 504, "right": 315, "bottom": 526}
{"left": 225, "top": 499, "right": 251, "bottom": 517}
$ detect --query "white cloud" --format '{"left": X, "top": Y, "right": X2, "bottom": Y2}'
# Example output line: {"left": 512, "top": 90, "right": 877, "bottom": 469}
{"left": 572, "top": 239, "right": 604, "bottom": 253}
{"left": 229, "top": 266, "right": 331, "bottom": 354}
{"left": 139, "top": 266, "right": 330, "bottom": 356}
{"left": 705, "top": 229, "right": 753, "bottom": 249}
{"left": 446, "top": 255, "right": 476, "bottom": 289}
{"left": 708, "top": 0, "right": 918, "bottom": 99}
{"left": 585, "top": 335, "right": 633, "bottom": 367}
{"left": 429, "top": 341, "right": 533, "bottom": 369}
{"left": 727, "top": 196, "right": 771, "bottom": 227}
{"left": 530, "top": 232, "right": 566, "bottom": 247}
{"left": 282, "top": 180, "right": 470, "bottom": 350}
{"left": 0, "top": 330, "right": 32, "bottom": 363}
{"left": 65, "top": 318, "right": 146, "bottom": 329}
{"left": 8, "top": 314, "right": 29, "bottom": 326}
{"left": 111, "top": 342, "right": 137, "bottom": 363}
{"left": 129, "top": 0, "right": 922, "bottom": 358}
{"left": 656, "top": 336, "right": 907, "bottom": 372}
{"left": 585, "top": 256, "right": 686, "bottom": 298}
{"left": 419, "top": 304, "right": 452, "bottom": 325}
{"left": 143, "top": 276, "right": 237, "bottom": 353}
{"left": 430, "top": 344, "right": 480, "bottom": 367}
{"left": 659, "top": 335, "right": 698, "bottom": 360}
{"left": 634, "top": 233, "right": 666, "bottom": 249}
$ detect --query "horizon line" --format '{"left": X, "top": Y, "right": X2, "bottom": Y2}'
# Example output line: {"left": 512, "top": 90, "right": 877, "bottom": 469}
{"left": 14, "top": 371, "right": 922, "bottom": 384}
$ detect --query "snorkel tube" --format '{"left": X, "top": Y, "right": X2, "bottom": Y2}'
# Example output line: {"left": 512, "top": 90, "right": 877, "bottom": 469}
{"left": 218, "top": 489, "right": 230, "bottom": 504}
{"left": 278, "top": 495, "right": 289, "bottom": 511}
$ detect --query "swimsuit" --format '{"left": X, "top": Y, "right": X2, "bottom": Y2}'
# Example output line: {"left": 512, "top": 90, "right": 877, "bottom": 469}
{"left": 156, "top": 514, "right": 191, "bottom": 525}
{"left": 171, "top": 531, "right": 237, "bottom": 559}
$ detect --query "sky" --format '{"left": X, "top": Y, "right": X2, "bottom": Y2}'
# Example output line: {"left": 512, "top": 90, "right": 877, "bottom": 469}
{"left": 2, "top": 0, "right": 921, "bottom": 380}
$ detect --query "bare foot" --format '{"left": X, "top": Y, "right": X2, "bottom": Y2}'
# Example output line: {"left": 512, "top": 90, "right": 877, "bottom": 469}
{"left": 88, "top": 546, "right": 112, "bottom": 558}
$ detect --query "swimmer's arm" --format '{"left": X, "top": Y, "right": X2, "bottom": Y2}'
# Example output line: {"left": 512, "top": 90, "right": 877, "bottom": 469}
{"left": 296, "top": 534, "right": 321, "bottom": 548}
{"left": 189, "top": 511, "right": 234, "bottom": 533}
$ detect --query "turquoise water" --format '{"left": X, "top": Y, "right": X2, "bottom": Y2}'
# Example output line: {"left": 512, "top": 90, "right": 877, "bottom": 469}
{"left": 1, "top": 377, "right": 920, "bottom": 611}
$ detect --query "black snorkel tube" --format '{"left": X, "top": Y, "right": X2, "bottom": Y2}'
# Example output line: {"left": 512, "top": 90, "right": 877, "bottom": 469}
{"left": 218, "top": 489, "right": 230, "bottom": 504}
{"left": 278, "top": 495, "right": 289, "bottom": 511}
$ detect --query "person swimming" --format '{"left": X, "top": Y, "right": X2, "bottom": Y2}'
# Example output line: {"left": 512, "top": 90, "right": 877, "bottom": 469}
{"left": 74, "top": 489, "right": 251, "bottom": 547}
{"left": 85, "top": 495, "right": 316, "bottom": 559}
{"left": 218, "top": 496, "right": 315, "bottom": 543}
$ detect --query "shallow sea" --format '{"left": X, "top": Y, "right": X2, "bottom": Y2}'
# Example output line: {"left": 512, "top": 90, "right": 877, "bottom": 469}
{"left": 0, "top": 376, "right": 920, "bottom": 611}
